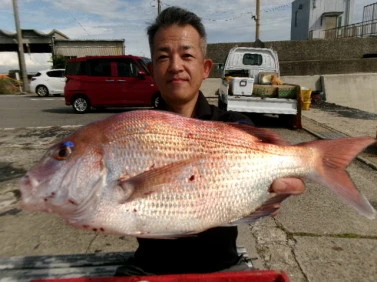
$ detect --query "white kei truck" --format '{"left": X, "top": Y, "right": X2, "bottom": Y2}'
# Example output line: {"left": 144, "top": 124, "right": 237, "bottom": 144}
{"left": 217, "top": 47, "right": 302, "bottom": 129}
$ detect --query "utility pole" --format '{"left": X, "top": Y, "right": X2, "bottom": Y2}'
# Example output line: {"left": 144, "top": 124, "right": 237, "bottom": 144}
{"left": 255, "top": 0, "right": 261, "bottom": 41}
{"left": 157, "top": 0, "right": 161, "bottom": 15}
{"left": 12, "top": 0, "right": 29, "bottom": 93}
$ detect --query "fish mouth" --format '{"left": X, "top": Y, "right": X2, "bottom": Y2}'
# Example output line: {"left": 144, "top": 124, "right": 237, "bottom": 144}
{"left": 19, "top": 174, "right": 52, "bottom": 212}
{"left": 19, "top": 174, "right": 38, "bottom": 204}
{"left": 20, "top": 173, "right": 40, "bottom": 191}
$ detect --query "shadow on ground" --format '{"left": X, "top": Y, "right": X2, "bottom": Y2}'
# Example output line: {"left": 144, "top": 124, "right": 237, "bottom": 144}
{"left": 0, "top": 162, "right": 26, "bottom": 181}
{"left": 311, "top": 102, "right": 377, "bottom": 120}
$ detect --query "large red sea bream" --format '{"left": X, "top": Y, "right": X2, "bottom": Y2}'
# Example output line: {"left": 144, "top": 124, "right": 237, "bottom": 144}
{"left": 19, "top": 110, "right": 376, "bottom": 238}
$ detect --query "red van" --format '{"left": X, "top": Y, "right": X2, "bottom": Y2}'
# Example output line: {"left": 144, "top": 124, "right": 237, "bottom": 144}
{"left": 64, "top": 55, "right": 159, "bottom": 113}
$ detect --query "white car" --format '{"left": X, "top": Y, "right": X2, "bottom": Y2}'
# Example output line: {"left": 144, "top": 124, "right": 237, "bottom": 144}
{"left": 30, "top": 69, "right": 65, "bottom": 96}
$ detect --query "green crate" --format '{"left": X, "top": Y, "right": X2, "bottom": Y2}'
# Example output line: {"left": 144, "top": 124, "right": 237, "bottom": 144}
{"left": 277, "top": 85, "right": 298, "bottom": 99}
{"left": 253, "top": 85, "right": 278, "bottom": 98}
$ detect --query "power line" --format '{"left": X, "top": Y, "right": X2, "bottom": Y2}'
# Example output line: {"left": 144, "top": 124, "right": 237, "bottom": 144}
{"left": 202, "top": 11, "right": 255, "bottom": 22}
{"left": 72, "top": 16, "right": 91, "bottom": 36}
{"left": 157, "top": 1, "right": 290, "bottom": 23}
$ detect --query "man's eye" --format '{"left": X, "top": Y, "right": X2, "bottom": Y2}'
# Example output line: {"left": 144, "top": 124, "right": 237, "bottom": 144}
{"left": 157, "top": 55, "right": 168, "bottom": 61}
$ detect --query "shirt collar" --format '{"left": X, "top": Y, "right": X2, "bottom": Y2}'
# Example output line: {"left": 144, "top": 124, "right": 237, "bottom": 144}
{"left": 155, "top": 91, "right": 212, "bottom": 119}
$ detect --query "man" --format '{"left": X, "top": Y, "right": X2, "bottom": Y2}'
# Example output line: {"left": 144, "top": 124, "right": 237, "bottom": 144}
{"left": 115, "top": 6, "right": 305, "bottom": 276}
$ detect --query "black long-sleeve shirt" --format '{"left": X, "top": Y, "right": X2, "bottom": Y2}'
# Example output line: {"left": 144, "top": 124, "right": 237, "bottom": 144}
{"left": 133, "top": 92, "right": 252, "bottom": 274}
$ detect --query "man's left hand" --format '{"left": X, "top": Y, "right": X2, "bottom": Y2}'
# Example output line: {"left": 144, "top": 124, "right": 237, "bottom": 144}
{"left": 261, "top": 178, "right": 306, "bottom": 217}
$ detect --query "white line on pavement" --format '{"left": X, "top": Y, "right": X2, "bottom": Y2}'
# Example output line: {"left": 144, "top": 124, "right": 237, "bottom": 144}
{"left": 2, "top": 125, "right": 83, "bottom": 130}
{"left": 30, "top": 98, "right": 64, "bottom": 101}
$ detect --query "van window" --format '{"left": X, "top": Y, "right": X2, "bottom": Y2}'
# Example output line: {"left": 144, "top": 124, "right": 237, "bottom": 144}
{"left": 243, "top": 53, "right": 263, "bottom": 66}
{"left": 138, "top": 58, "right": 151, "bottom": 74}
{"left": 116, "top": 59, "right": 139, "bottom": 77}
{"left": 66, "top": 61, "right": 86, "bottom": 75}
{"left": 88, "top": 60, "right": 112, "bottom": 76}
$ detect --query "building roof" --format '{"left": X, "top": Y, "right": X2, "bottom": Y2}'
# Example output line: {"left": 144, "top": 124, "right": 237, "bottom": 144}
{"left": 0, "top": 29, "right": 69, "bottom": 40}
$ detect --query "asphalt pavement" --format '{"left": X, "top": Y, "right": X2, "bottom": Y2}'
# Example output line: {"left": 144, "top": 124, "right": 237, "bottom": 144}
{"left": 0, "top": 79, "right": 376, "bottom": 282}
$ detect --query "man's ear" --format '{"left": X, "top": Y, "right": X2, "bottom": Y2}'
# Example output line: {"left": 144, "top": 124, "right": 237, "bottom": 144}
{"left": 203, "top": 59, "right": 213, "bottom": 79}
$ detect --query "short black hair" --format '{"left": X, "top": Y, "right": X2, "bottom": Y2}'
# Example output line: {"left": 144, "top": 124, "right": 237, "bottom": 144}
{"left": 147, "top": 6, "right": 207, "bottom": 56}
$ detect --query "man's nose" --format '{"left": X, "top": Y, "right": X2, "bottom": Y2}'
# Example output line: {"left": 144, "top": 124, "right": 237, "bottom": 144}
{"left": 168, "top": 55, "right": 183, "bottom": 72}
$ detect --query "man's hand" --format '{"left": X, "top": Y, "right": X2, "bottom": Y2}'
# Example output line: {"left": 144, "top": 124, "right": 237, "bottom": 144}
{"left": 269, "top": 177, "right": 305, "bottom": 195}
{"left": 259, "top": 178, "right": 306, "bottom": 217}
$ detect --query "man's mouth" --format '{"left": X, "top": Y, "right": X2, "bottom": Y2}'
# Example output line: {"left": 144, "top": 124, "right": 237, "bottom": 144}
{"left": 169, "top": 77, "right": 187, "bottom": 83}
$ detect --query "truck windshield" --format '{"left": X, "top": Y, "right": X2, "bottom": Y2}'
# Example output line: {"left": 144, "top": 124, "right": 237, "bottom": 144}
{"left": 243, "top": 53, "right": 262, "bottom": 66}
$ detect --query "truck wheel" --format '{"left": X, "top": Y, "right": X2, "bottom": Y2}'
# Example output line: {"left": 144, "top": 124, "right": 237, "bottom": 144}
{"left": 72, "top": 95, "right": 90, "bottom": 114}
{"left": 218, "top": 96, "right": 227, "bottom": 110}
{"left": 280, "top": 114, "right": 300, "bottom": 129}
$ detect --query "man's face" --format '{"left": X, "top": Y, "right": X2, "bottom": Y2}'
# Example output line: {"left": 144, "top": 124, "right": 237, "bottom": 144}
{"left": 151, "top": 24, "right": 212, "bottom": 106}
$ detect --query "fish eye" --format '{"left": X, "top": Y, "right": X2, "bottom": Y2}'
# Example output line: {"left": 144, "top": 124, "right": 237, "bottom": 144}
{"left": 54, "top": 141, "right": 74, "bottom": 161}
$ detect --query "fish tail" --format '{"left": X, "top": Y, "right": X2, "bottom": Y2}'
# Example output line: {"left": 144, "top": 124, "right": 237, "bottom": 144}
{"left": 303, "top": 136, "right": 376, "bottom": 219}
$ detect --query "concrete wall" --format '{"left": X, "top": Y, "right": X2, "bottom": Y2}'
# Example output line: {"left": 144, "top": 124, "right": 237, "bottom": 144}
{"left": 208, "top": 37, "right": 377, "bottom": 77}
{"left": 281, "top": 75, "right": 322, "bottom": 91}
{"left": 281, "top": 73, "right": 377, "bottom": 113}
{"left": 279, "top": 57, "right": 377, "bottom": 76}
{"left": 321, "top": 73, "right": 377, "bottom": 113}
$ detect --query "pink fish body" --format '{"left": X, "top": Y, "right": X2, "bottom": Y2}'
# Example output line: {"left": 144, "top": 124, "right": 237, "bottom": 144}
{"left": 19, "top": 110, "right": 376, "bottom": 238}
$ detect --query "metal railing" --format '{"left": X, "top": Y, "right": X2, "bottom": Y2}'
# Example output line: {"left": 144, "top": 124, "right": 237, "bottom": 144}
{"left": 309, "top": 20, "right": 377, "bottom": 39}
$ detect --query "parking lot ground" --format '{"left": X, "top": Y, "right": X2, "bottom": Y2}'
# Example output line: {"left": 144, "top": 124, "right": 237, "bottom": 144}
{"left": 0, "top": 79, "right": 377, "bottom": 281}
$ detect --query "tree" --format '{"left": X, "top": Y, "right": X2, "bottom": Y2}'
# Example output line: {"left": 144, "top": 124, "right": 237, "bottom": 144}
{"left": 50, "top": 54, "right": 68, "bottom": 69}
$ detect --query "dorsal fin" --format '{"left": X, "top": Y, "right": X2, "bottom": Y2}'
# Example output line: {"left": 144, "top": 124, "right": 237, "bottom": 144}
{"left": 228, "top": 123, "right": 290, "bottom": 146}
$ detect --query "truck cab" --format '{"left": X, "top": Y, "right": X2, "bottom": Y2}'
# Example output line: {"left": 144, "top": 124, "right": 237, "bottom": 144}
{"left": 221, "top": 47, "right": 279, "bottom": 82}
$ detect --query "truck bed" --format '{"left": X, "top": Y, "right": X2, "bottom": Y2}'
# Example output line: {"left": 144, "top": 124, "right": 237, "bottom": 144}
{"left": 226, "top": 96, "right": 298, "bottom": 115}
{"left": 218, "top": 81, "right": 302, "bottom": 129}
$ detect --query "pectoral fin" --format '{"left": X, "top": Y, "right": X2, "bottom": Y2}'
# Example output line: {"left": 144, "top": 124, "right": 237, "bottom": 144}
{"left": 117, "top": 158, "right": 204, "bottom": 204}
{"left": 225, "top": 194, "right": 290, "bottom": 226}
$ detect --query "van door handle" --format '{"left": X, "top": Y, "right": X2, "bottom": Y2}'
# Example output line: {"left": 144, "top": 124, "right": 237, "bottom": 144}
{"left": 106, "top": 79, "right": 115, "bottom": 82}
{"left": 117, "top": 80, "right": 126, "bottom": 82}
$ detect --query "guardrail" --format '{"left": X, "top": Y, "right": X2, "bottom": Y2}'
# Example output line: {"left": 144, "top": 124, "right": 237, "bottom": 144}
{"left": 309, "top": 20, "right": 377, "bottom": 39}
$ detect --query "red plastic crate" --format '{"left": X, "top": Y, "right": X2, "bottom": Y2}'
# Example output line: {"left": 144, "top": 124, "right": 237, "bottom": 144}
{"left": 31, "top": 270, "right": 291, "bottom": 282}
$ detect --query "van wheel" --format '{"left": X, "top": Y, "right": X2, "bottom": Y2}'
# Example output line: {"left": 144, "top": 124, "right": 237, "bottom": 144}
{"left": 152, "top": 94, "right": 160, "bottom": 108}
{"left": 72, "top": 96, "right": 90, "bottom": 113}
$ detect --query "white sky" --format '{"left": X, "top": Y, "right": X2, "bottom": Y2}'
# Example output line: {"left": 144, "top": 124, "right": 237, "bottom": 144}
{"left": 0, "top": 0, "right": 375, "bottom": 73}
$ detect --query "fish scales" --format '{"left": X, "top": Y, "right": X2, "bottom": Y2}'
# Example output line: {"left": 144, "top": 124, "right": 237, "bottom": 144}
{"left": 19, "top": 110, "right": 376, "bottom": 238}
{"left": 105, "top": 111, "right": 259, "bottom": 151}
{"left": 90, "top": 150, "right": 308, "bottom": 235}
{"left": 99, "top": 115, "right": 264, "bottom": 183}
